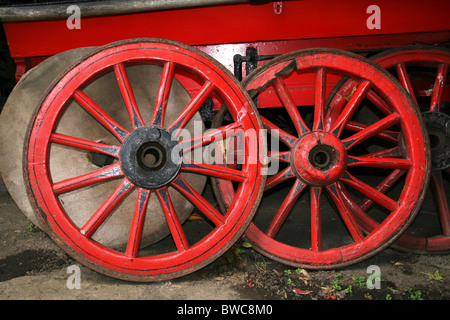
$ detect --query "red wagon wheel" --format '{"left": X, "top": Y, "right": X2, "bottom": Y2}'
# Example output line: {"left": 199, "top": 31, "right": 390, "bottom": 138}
{"left": 213, "top": 48, "right": 430, "bottom": 269}
{"left": 329, "top": 46, "right": 450, "bottom": 253}
{"left": 23, "top": 39, "right": 265, "bottom": 281}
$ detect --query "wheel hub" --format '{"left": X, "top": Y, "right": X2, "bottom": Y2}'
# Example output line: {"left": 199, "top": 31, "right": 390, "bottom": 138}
{"left": 119, "top": 126, "right": 182, "bottom": 189}
{"left": 422, "top": 111, "right": 450, "bottom": 170}
{"left": 291, "top": 132, "right": 347, "bottom": 186}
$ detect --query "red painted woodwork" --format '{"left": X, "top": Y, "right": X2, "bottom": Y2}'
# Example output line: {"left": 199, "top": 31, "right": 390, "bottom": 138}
{"left": 3, "top": 1, "right": 450, "bottom": 73}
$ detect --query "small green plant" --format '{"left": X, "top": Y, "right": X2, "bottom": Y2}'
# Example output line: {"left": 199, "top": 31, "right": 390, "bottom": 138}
{"left": 287, "top": 278, "right": 293, "bottom": 285}
{"left": 345, "top": 285, "right": 353, "bottom": 294}
{"left": 329, "top": 274, "right": 344, "bottom": 291}
{"left": 26, "top": 223, "right": 37, "bottom": 232}
{"left": 255, "top": 261, "right": 266, "bottom": 269}
{"left": 405, "top": 288, "right": 424, "bottom": 300}
{"left": 351, "top": 275, "right": 366, "bottom": 287}
{"left": 219, "top": 243, "right": 246, "bottom": 264}
{"left": 421, "top": 269, "right": 444, "bottom": 283}
{"left": 284, "top": 269, "right": 292, "bottom": 275}
{"left": 241, "top": 241, "right": 252, "bottom": 248}
{"left": 330, "top": 280, "right": 342, "bottom": 291}
{"left": 234, "top": 246, "right": 245, "bottom": 256}
{"left": 386, "top": 294, "right": 392, "bottom": 300}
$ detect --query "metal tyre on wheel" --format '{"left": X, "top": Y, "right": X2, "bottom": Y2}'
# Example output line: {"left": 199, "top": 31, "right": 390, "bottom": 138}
{"left": 213, "top": 48, "right": 430, "bottom": 269}
{"left": 330, "top": 46, "right": 450, "bottom": 253}
{"left": 24, "top": 39, "right": 266, "bottom": 281}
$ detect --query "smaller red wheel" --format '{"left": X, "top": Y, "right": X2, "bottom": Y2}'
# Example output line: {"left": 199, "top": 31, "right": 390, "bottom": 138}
{"left": 213, "top": 48, "right": 430, "bottom": 269}
{"left": 328, "top": 46, "right": 450, "bottom": 253}
{"left": 24, "top": 39, "right": 266, "bottom": 281}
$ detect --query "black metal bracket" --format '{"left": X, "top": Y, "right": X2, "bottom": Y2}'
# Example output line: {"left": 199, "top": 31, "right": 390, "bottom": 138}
{"left": 199, "top": 47, "right": 278, "bottom": 123}
{"left": 233, "top": 47, "right": 279, "bottom": 81}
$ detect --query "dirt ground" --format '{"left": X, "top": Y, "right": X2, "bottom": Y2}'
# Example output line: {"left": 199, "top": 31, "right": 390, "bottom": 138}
{"left": 0, "top": 176, "right": 449, "bottom": 302}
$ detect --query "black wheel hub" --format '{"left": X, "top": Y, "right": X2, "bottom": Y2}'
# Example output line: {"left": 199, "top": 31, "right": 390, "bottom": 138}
{"left": 119, "top": 126, "right": 182, "bottom": 189}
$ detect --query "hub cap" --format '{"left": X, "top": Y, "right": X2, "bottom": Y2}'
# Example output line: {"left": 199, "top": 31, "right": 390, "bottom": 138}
{"left": 120, "top": 126, "right": 182, "bottom": 189}
{"left": 291, "top": 132, "right": 347, "bottom": 186}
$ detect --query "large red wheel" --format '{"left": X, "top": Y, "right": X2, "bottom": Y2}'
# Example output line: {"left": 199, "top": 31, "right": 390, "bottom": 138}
{"left": 1, "top": 46, "right": 207, "bottom": 249}
{"left": 213, "top": 49, "right": 430, "bottom": 269}
{"left": 23, "top": 39, "right": 266, "bottom": 281}
{"left": 329, "top": 46, "right": 450, "bottom": 253}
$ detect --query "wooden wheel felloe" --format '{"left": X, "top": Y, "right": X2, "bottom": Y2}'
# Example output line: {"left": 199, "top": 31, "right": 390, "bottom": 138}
{"left": 339, "top": 46, "right": 450, "bottom": 253}
{"left": 213, "top": 48, "right": 430, "bottom": 269}
{"left": 23, "top": 39, "right": 266, "bottom": 281}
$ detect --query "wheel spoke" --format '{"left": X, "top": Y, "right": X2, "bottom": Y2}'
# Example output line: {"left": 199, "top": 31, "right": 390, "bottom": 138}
{"left": 266, "top": 179, "right": 306, "bottom": 238}
{"left": 73, "top": 89, "right": 129, "bottom": 142}
{"left": 313, "top": 68, "right": 327, "bottom": 131}
{"left": 366, "top": 90, "right": 393, "bottom": 116}
{"left": 340, "top": 171, "right": 399, "bottom": 211}
{"left": 310, "top": 186, "right": 323, "bottom": 251}
{"left": 151, "top": 61, "right": 175, "bottom": 127}
{"left": 80, "top": 178, "right": 134, "bottom": 238}
{"left": 430, "top": 171, "right": 450, "bottom": 236}
{"left": 181, "top": 159, "right": 247, "bottom": 182}
{"left": 274, "top": 76, "right": 310, "bottom": 136}
{"left": 50, "top": 133, "right": 119, "bottom": 158}
{"left": 156, "top": 187, "right": 189, "bottom": 252}
{"left": 327, "top": 183, "right": 364, "bottom": 242}
{"left": 171, "top": 175, "right": 225, "bottom": 227}
{"left": 342, "top": 113, "right": 401, "bottom": 149}
{"left": 268, "top": 151, "right": 290, "bottom": 164}
{"left": 114, "top": 63, "right": 145, "bottom": 129}
{"left": 168, "top": 81, "right": 215, "bottom": 136}
{"left": 125, "top": 188, "right": 151, "bottom": 257}
{"left": 179, "top": 122, "right": 243, "bottom": 153}
{"left": 325, "top": 79, "right": 391, "bottom": 127}
{"left": 358, "top": 169, "right": 406, "bottom": 212}
{"left": 264, "top": 166, "right": 295, "bottom": 192}
{"left": 260, "top": 115, "right": 297, "bottom": 148}
{"left": 395, "top": 62, "right": 418, "bottom": 105}
{"left": 361, "top": 146, "right": 402, "bottom": 159}
{"left": 345, "top": 121, "right": 400, "bottom": 143}
{"left": 52, "top": 163, "right": 122, "bottom": 195}
{"left": 429, "top": 63, "right": 448, "bottom": 112}
{"left": 330, "top": 80, "right": 372, "bottom": 136}
{"left": 347, "top": 155, "right": 411, "bottom": 169}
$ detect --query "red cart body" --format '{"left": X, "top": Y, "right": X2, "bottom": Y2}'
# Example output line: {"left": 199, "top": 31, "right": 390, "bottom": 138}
{"left": 2, "top": 0, "right": 449, "bottom": 77}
